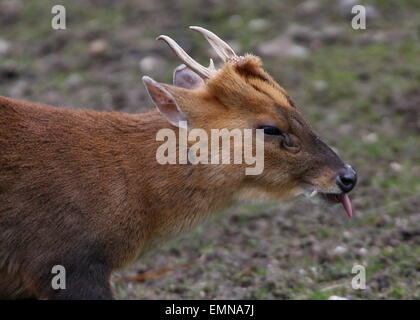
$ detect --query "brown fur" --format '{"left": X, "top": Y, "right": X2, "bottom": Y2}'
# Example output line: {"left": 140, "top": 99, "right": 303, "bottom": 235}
{"left": 0, "top": 56, "right": 345, "bottom": 299}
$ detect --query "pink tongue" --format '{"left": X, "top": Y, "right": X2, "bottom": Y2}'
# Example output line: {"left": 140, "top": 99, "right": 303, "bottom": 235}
{"left": 340, "top": 194, "right": 353, "bottom": 218}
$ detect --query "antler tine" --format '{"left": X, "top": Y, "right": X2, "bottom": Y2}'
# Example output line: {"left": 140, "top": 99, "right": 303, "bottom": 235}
{"left": 189, "top": 26, "right": 237, "bottom": 62}
{"left": 157, "top": 35, "right": 212, "bottom": 79}
{"left": 208, "top": 58, "right": 216, "bottom": 72}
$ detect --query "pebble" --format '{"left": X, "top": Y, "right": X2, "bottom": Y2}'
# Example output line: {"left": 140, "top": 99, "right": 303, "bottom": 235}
{"left": 258, "top": 37, "right": 309, "bottom": 59}
{"left": 358, "top": 247, "right": 368, "bottom": 256}
{"left": 139, "top": 56, "right": 160, "bottom": 73}
{"left": 66, "top": 73, "right": 82, "bottom": 87}
{"left": 0, "top": 39, "right": 10, "bottom": 55}
{"left": 332, "top": 246, "right": 348, "bottom": 256}
{"left": 389, "top": 162, "right": 403, "bottom": 173}
{"left": 362, "top": 132, "right": 378, "bottom": 144}
{"left": 313, "top": 80, "right": 328, "bottom": 91}
{"left": 88, "top": 39, "right": 108, "bottom": 55}
{"left": 310, "top": 266, "right": 318, "bottom": 274}
{"left": 248, "top": 19, "right": 269, "bottom": 32}
{"left": 343, "top": 231, "right": 352, "bottom": 239}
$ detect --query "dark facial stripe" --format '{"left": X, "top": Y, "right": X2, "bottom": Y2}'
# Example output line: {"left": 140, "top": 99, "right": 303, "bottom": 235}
{"left": 251, "top": 83, "right": 294, "bottom": 111}
{"left": 235, "top": 62, "right": 296, "bottom": 109}
{"left": 235, "top": 65, "right": 271, "bottom": 84}
{"left": 250, "top": 83, "right": 273, "bottom": 99}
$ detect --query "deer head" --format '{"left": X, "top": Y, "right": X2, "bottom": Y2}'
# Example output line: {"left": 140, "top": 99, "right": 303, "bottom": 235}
{"left": 142, "top": 26, "right": 357, "bottom": 218}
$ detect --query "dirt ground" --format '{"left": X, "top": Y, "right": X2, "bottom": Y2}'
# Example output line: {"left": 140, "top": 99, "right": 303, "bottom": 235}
{"left": 0, "top": 0, "right": 419, "bottom": 299}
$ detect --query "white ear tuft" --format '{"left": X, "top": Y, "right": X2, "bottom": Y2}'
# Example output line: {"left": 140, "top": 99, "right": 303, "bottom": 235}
{"left": 142, "top": 76, "right": 187, "bottom": 128}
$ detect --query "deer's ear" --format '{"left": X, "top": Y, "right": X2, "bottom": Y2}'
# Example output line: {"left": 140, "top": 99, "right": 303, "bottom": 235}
{"left": 173, "top": 64, "right": 204, "bottom": 89}
{"left": 142, "top": 76, "right": 187, "bottom": 128}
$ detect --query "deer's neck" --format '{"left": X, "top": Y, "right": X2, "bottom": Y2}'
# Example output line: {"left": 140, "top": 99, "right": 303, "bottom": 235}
{"left": 122, "top": 110, "right": 239, "bottom": 252}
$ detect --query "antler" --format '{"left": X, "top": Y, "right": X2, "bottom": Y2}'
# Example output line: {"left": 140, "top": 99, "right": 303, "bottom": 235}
{"left": 156, "top": 35, "right": 216, "bottom": 79}
{"left": 157, "top": 26, "right": 238, "bottom": 79}
{"left": 189, "top": 26, "right": 237, "bottom": 62}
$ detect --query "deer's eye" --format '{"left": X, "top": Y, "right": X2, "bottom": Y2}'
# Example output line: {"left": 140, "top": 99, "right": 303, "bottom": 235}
{"left": 258, "top": 126, "right": 282, "bottom": 136}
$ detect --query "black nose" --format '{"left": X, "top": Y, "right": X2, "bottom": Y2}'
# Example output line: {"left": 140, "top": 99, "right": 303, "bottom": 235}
{"left": 336, "top": 165, "right": 357, "bottom": 193}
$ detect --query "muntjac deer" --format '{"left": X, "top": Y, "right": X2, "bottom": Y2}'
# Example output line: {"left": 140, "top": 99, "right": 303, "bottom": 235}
{"left": 0, "top": 27, "right": 356, "bottom": 299}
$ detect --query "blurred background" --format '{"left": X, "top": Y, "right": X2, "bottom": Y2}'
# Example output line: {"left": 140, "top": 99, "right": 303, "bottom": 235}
{"left": 0, "top": 0, "right": 418, "bottom": 299}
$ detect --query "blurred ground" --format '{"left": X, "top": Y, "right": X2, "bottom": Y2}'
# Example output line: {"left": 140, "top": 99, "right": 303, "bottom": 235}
{"left": 0, "top": 0, "right": 419, "bottom": 299}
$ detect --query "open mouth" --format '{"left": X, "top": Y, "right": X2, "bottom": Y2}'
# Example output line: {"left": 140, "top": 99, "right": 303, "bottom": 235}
{"left": 306, "top": 189, "right": 353, "bottom": 218}
{"left": 319, "top": 192, "right": 353, "bottom": 218}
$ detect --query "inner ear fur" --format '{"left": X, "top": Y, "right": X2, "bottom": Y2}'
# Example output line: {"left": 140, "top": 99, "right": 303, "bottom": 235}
{"left": 142, "top": 76, "right": 188, "bottom": 128}
{"left": 173, "top": 64, "right": 204, "bottom": 89}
